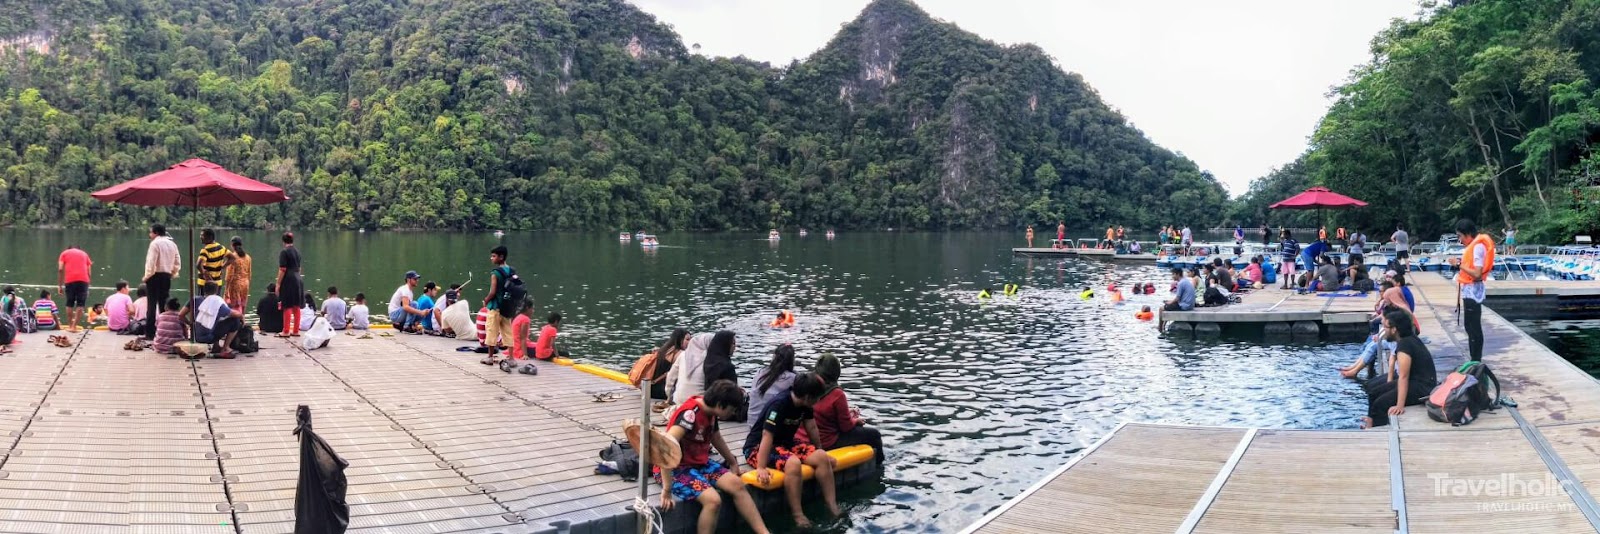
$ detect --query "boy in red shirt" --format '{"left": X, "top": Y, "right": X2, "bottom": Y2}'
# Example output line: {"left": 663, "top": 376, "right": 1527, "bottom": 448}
{"left": 659, "top": 381, "right": 770, "bottom": 534}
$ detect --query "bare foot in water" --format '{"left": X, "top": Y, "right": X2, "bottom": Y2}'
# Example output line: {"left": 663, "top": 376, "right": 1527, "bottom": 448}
{"left": 829, "top": 504, "right": 843, "bottom": 518}
{"left": 792, "top": 515, "right": 812, "bottom": 529}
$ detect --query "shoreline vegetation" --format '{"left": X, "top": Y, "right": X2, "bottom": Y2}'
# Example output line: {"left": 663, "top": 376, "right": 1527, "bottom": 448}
{"left": 1, "top": 0, "right": 1595, "bottom": 241}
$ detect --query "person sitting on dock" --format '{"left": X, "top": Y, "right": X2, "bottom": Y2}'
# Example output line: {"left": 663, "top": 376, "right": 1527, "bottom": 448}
{"left": 1314, "top": 255, "right": 1341, "bottom": 292}
{"left": 659, "top": 380, "right": 773, "bottom": 534}
{"left": 749, "top": 344, "right": 797, "bottom": 424}
{"left": 1128, "top": 240, "right": 1142, "bottom": 254}
{"left": 1341, "top": 284, "right": 1399, "bottom": 379}
{"left": 806, "top": 353, "right": 885, "bottom": 464}
{"left": 1163, "top": 269, "right": 1195, "bottom": 312}
{"left": 1243, "top": 256, "right": 1264, "bottom": 289}
{"left": 746, "top": 372, "right": 842, "bottom": 528}
{"left": 256, "top": 283, "right": 282, "bottom": 335}
{"left": 1361, "top": 309, "right": 1437, "bottom": 429}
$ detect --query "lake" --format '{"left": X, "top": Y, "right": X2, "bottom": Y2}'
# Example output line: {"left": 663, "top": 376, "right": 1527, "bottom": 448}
{"left": 0, "top": 229, "right": 1369, "bottom": 533}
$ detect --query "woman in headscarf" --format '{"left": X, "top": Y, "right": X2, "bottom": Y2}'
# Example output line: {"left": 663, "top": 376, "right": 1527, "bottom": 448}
{"left": 702, "top": 330, "right": 739, "bottom": 387}
{"left": 748, "top": 344, "right": 797, "bottom": 423}
{"left": 223, "top": 236, "right": 251, "bottom": 310}
{"left": 274, "top": 232, "right": 304, "bottom": 337}
{"left": 806, "top": 353, "right": 884, "bottom": 463}
{"left": 670, "top": 333, "right": 714, "bottom": 405}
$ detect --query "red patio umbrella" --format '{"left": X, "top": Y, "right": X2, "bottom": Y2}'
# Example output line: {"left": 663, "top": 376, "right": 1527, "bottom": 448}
{"left": 92, "top": 158, "right": 289, "bottom": 207}
{"left": 1269, "top": 186, "right": 1368, "bottom": 210}
{"left": 92, "top": 159, "right": 288, "bottom": 347}
{"left": 1269, "top": 186, "right": 1367, "bottom": 235}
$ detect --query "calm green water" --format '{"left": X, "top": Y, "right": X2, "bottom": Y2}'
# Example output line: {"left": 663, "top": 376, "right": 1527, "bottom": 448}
{"left": 0, "top": 229, "right": 1369, "bottom": 533}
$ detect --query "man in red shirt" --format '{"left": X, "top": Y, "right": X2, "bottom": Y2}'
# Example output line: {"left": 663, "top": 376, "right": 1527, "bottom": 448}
{"left": 57, "top": 245, "right": 92, "bottom": 333}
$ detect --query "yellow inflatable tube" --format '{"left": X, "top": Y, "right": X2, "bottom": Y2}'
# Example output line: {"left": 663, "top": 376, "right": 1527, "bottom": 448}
{"left": 553, "top": 357, "right": 576, "bottom": 366}
{"left": 739, "top": 444, "right": 876, "bottom": 491}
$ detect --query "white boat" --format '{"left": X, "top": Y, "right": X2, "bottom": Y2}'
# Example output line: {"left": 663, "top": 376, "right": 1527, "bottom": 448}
{"left": 619, "top": 232, "right": 632, "bottom": 241}
{"left": 798, "top": 229, "right": 809, "bottom": 237}
{"left": 493, "top": 230, "right": 505, "bottom": 238}
{"left": 825, "top": 230, "right": 836, "bottom": 239}
{"left": 768, "top": 230, "right": 781, "bottom": 241}
{"left": 640, "top": 234, "right": 659, "bottom": 247}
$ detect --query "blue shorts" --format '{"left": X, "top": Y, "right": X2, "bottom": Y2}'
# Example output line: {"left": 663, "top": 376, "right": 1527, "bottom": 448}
{"left": 656, "top": 460, "right": 729, "bottom": 502}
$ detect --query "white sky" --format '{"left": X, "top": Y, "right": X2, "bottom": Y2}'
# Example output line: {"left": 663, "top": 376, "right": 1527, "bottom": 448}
{"left": 628, "top": 0, "right": 1421, "bottom": 196}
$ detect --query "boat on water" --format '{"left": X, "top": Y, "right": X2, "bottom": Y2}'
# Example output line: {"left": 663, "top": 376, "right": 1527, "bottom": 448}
{"left": 639, "top": 234, "right": 660, "bottom": 247}
{"left": 493, "top": 230, "right": 505, "bottom": 238}
{"left": 826, "top": 230, "right": 836, "bottom": 239}
{"left": 768, "top": 230, "right": 781, "bottom": 241}
{"left": 799, "top": 228, "right": 809, "bottom": 237}
{"left": 618, "top": 232, "right": 632, "bottom": 242}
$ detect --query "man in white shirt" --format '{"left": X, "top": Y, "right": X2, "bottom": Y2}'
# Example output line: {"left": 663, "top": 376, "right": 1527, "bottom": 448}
{"left": 142, "top": 224, "right": 181, "bottom": 340}
{"left": 1391, "top": 224, "right": 1410, "bottom": 273}
{"left": 388, "top": 271, "right": 427, "bottom": 331}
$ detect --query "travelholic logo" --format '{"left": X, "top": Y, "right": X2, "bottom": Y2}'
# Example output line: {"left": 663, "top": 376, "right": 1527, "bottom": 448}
{"left": 1428, "top": 472, "right": 1580, "bottom": 512}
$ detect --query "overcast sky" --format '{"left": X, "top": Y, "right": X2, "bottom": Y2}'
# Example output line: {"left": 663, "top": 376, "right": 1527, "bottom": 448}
{"left": 628, "top": 0, "right": 1421, "bottom": 196}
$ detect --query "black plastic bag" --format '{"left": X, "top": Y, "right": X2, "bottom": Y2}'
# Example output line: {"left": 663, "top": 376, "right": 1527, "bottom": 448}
{"left": 294, "top": 405, "right": 350, "bottom": 534}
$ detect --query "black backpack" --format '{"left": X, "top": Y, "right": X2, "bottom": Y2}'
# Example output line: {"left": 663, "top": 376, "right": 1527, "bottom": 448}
{"left": 597, "top": 439, "right": 640, "bottom": 481}
{"left": 231, "top": 326, "right": 260, "bottom": 354}
{"left": 0, "top": 312, "right": 15, "bottom": 346}
{"left": 494, "top": 266, "right": 527, "bottom": 315}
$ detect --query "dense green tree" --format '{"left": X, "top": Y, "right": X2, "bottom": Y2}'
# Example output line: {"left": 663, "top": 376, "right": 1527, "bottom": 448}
{"left": 0, "top": 0, "right": 1226, "bottom": 231}
{"left": 1240, "top": 0, "right": 1600, "bottom": 243}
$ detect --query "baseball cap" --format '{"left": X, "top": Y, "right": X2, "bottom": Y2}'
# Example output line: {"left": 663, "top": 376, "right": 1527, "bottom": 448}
{"left": 405, "top": 271, "right": 420, "bottom": 280}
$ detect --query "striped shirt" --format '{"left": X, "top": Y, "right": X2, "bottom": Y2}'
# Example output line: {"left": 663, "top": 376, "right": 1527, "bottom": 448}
{"left": 198, "top": 242, "right": 228, "bottom": 283}
{"left": 33, "top": 299, "right": 57, "bottom": 328}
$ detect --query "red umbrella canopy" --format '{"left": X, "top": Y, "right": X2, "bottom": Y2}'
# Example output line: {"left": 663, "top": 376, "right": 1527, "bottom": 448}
{"left": 1269, "top": 186, "right": 1367, "bottom": 210}
{"left": 91, "top": 158, "right": 289, "bottom": 207}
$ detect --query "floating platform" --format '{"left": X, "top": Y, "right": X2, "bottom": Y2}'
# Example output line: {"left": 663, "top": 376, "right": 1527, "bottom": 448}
{"left": 1159, "top": 276, "right": 1600, "bottom": 341}
{"left": 0, "top": 330, "right": 876, "bottom": 534}
{"left": 1012, "top": 247, "right": 1155, "bottom": 261}
{"left": 965, "top": 272, "right": 1600, "bottom": 533}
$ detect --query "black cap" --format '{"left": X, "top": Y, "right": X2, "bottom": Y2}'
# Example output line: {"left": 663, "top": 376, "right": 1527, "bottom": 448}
{"left": 405, "top": 271, "right": 420, "bottom": 280}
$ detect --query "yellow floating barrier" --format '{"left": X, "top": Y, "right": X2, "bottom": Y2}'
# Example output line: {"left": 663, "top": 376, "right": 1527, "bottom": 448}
{"left": 572, "top": 363, "right": 631, "bottom": 384}
{"left": 553, "top": 357, "right": 575, "bottom": 366}
{"left": 739, "top": 444, "right": 876, "bottom": 491}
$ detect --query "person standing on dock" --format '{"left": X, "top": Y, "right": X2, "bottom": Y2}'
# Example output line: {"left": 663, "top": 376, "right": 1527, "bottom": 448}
{"left": 1455, "top": 218, "right": 1495, "bottom": 362}
{"left": 274, "top": 232, "right": 305, "bottom": 338}
{"left": 142, "top": 224, "right": 180, "bottom": 341}
{"left": 1180, "top": 225, "right": 1192, "bottom": 254}
{"left": 224, "top": 237, "right": 251, "bottom": 310}
{"left": 196, "top": 229, "right": 231, "bottom": 296}
{"left": 57, "top": 245, "right": 92, "bottom": 333}
{"left": 1025, "top": 225, "right": 1034, "bottom": 248}
{"left": 1278, "top": 229, "right": 1300, "bottom": 290}
{"left": 1056, "top": 221, "right": 1066, "bottom": 249}
{"left": 1390, "top": 224, "right": 1410, "bottom": 274}
{"left": 1260, "top": 223, "right": 1270, "bottom": 246}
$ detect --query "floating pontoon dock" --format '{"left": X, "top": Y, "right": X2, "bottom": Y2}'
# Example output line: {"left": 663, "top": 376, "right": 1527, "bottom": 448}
{"left": 964, "top": 273, "right": 1600, "bottom": 533}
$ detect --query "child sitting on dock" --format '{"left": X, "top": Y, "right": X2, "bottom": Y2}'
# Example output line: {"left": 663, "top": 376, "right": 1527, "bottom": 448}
{"left": 33, "top": 290, "right": 60, "bottom": 330}
{"left": 348, "top": 293, "right": 370, "bottom": 330}
{"left": 660, "top": 380, "right": 771, "bottom": 534}
{"left": 153, "top": 298, "right": 186, "bottom": 354}
{"left": 746, "top": 372, "right": 842, "bottom": 528}
{"left": 806, "top": 354, "right": 885, "bottom": 464}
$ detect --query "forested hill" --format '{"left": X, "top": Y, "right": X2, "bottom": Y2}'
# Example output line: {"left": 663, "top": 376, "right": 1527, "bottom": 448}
{"left": 1229, "top": 0, "right": 1600, "bottom": 243}
{"left": 0, "top": 0, "right": 1227, "bottom": 231}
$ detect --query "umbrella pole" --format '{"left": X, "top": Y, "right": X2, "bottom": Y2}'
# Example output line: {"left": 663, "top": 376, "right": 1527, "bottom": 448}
{"left": 189, "top": 193, "right": 197, "bottom": 345}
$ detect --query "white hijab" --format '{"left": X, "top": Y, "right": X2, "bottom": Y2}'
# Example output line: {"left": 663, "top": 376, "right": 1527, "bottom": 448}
{"left": 670, "top": 333, "right": 714, "bottom": 404}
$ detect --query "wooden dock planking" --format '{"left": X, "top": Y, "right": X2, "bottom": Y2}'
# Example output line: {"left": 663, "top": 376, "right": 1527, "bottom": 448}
{"left": 1192, "top": 430, "right": 1393, "bottom": 533}
{"left": 1401, "top": 428, "right": 1593, "bottom": 533}
{"left": 973, "top": 424, "right": 1244, "bottom": 534}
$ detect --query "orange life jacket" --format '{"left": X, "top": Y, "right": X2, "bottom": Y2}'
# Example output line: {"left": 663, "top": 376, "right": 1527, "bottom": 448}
{"left": 1455, "top": 234, "right": 1497, "bottom": 285}
{"left": 1134, "top": 311, "right": 1153, "bottom": 320}
{"left": 770, "top": 310, "right": 795, "bottom": 328}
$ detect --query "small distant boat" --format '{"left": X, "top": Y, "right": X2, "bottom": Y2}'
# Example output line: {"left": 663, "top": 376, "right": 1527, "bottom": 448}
{"left": 768, "top": 230, "right": 781, "bottom": 241}
{"left": 826, "top": 230, "right": 836, "bottom": 239}
{"left": 493, "top": 230, "right": 505, "bottom": 238}
{"left": 798, "top": 228, "right": 809, "bottom": 237}
{"left": 634, "top": 231, "right": 648, "bottom": 239}
{"left": 619, "top": 232, "right": 632, "bottom": 241}
{"left": 640, "top": 234, "right": 660, "bottom": 247}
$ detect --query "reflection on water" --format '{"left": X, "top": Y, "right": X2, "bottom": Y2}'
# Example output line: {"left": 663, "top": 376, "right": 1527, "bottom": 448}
{"left": 1513, "top": 319, "right": 1600, "bottom": 378}
{"left": 0, "top": 230, "right": 1367, "bottom": 533}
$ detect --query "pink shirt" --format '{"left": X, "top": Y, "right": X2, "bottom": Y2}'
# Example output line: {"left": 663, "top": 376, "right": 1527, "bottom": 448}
{"left": 106, "top": 292, "right": 133, "bottom": 331}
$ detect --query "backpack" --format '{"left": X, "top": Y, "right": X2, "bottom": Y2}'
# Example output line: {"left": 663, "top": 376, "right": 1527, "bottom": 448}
{"left": 15, "top": 307, "right": 37, "bottom": 334}
{"left": 597, "top": 439, "right": 641, "bottom": 481}
{"left": 494, "top": 266, "right": 527, "bottom": 316}
{"left": 1427, "top": 361, "right": 1502, "bottom": 426}
{"left": 0, "top": 311, "right": 15, "bottom": 347}
{"left": 231, "top": 326, "right": 260, "bottom": 354}
{"left": 627, "top": 351, "right": 660, "bottom": 389}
